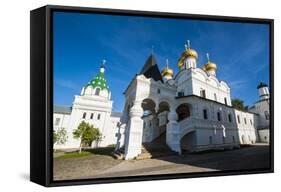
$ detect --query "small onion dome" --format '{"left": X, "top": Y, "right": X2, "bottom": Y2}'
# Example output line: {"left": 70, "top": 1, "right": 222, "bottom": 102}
{"left": 177, "top": 40, "right": 198, "bottom": 68}
{"left": 161, "top": 67, "right": 174, "bottom": 77}
{"left": 203, "top": 53, "right": 217, "bottom": 71}
{"left": 183, "top": 48, "right": 198, "bottom": 59}
{"left": 203, "top": 61, "right": 217, "bottom": 71}
{"left": 162, "top": 59, "right": 174, "bottom": 78}
{"left": 257, "top": 82, "right": 268, "bottom": 89}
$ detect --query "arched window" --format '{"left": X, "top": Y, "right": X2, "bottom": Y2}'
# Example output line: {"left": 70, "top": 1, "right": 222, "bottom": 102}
{"left": 214, "top": 93, "right": 217, "bottom": 101}
{"left": 97, "top": 114, "right": 101, "bottom": 120}
{"left": 232, "top": 136, "right": 235, "bottom": 143}
{"left": 237, "top": 115, "right": 241, "bottom": 124}
{"left": 82, "top": 112, "right": 86, "bottom": 119}
{"left": 224, "top": 97, "right": 228, "bottom": 105}
{"left": 217, "top": 112, "right": 221, "bottom": 121}
{"left": 203, "top": 109, "right": 208, "bottom": 120}
{"left": 200, "top": 89, "right": 206, "bottom": 98}
{"left": 244, "top": 118, "right": 247, "bottom": 124}
{"left": 95, "top": 88, "right": 101, "bottom": 96}
{"left": 264, "top": 111, "right": 269, "bottom": 120}
{"left": 90, "top": 113, "right": 94, "bottom": 119}
{"left": 209, "top": 136, "right": 213, "bottom": 144}
{"left": 178, "top": 90, "right": 184, "bottom": 97}
{"left": 228, "top": 114, "right": 232, "bottom": 123}
{"left": 157, "top": 88, "right": 161, "bottom": 94}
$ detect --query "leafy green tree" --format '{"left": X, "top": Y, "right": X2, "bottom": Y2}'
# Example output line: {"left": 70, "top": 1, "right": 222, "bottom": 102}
{"left": 53, "top": 130, "right": 58, "bottom": 145}
{"left": 231, "top": 98, "right": 247, "bottom": 111}
{"left": 73, "top": 121, "right": 102, "bottom": 153}
{"left": 53, "top": 128, "right": 68, "bottom": 152}
{"left": 56, "top": 127, "right": 68, "bottom": 145}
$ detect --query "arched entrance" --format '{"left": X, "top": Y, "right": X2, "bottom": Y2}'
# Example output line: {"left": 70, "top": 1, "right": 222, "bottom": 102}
{"left": 141, "top": 98, "right": 157, "bottom": 143}
{"left": 156, "top": 101, "right": 170, "bottom": 140}
{"left": 176, "top": 103, "right": 191, "bottom": 122}
{"left": 142, "top": 99, "right": 173, "bottom": 157}
{"left": 180, "top": 130, "right": 196, "bottom": 153}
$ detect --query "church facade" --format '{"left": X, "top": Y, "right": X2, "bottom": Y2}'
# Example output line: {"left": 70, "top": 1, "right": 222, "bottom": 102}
{"left": 53, "top": 61, "right": 123, "bottom": 149}
{"left": 118, "top": 41, "right": 270, "bottom": 160}
{"left": 53, "top": 41, "right": 270, "bottom": 160}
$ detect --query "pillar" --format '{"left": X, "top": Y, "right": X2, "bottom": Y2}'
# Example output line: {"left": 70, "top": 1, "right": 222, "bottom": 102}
{"left": 166, "top": 108, "right": 181, "bottom": 154}
{"left": 124, "top": 100, "right": 144, "bottom": 160}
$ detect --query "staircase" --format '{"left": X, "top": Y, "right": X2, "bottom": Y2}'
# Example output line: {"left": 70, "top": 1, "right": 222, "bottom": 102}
{"left": 137, "top": 132, "right": 178, "bottom": 160}
{"left": 112, "top": 147, "right": 125, "bottom": 160}
{"left": 112, "top": 132, "right": 178, "bottom": 160}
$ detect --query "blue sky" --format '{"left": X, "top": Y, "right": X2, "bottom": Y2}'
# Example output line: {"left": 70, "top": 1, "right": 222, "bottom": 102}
{"left": 53, "top": 11, "right": 270, "bottom": 112}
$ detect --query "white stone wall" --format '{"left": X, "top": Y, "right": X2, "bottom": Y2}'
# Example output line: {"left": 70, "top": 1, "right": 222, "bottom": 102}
{"left": 234, "top": 109, "right": 257, "bottom": 144}
{"left": 53, "top": 113, "right": 71, "bottom": 149}
{"left": 258, "top": 129, "right": 270, "bottom": 143}
{"left": 53, "top": 87, "right": 122, "bottom": 149}
{"left": 249, "top": 100, "right": 270, "bottom": 129}
{"left": 175, "top": 68, "right": 231, "bottom": 106}
{"left": 83, "top": 86, "right": 111, "bottom": 99}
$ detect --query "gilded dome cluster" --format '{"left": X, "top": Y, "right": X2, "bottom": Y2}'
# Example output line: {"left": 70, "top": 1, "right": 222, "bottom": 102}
{"left": 161, "top": 40, "right": 218, "bottom": 80}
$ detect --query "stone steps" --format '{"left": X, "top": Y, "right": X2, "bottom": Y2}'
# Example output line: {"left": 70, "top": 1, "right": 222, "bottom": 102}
{"left": 113, "top": 132, "right": 178, "bottom": 160}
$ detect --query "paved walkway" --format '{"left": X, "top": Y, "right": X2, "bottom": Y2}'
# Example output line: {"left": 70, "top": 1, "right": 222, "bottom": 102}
{"left": 54, "top": 144, "right": 270, "bottom": 180}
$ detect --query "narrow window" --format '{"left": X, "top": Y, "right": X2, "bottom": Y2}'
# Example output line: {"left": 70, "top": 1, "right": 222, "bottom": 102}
{"left": 217, "top": 112, "right": 221, "bottom": 121}
{"left": 244, "top": 118, "right": 247, "bottom": 124}
{"left": 228, "top": 114, "right": 232, "bottom": 123}
{"left": 203, "top": 109, "right": 208, "bottom": 120}
{"left": 82, "top": 112, "right": 86, "bottom": 119}
{"left": 178, "top": 90, "right": 184, "bottom": 97}
{"left": 97, "top": 114, "right": 101, "bottom": 120}
{"left": 90, "top": 113, "right": 94, "bottom": 119}
{"left": 55, "top": 118, "right": 60, "bottom": 126}
{"left": 264, "top": 111, "right": 269, "bottom": 120}
{"left": 200, "top": 89, "right": 206, "bottom": 98}
{"left": 237, "top": 115, "right": 240, "bottom": 124}
{"left": 209, "top": 136, "right": 213, "bottom": 144}
{"left": 232, "top": 136, "right": 235, "bottom": 143}
{"left": 95, "top": 88, "right": 100, "bottom": 96}
{"left": 224, "top": 97, "right": 228, "bottom": 105}
{"left": 250, "top": 119, "right": 253, "bottom": 125}
{"left": 214, "top": 93, "right": 217, "bottom": 101}
{"left": 157, "top": 88, "right": 161, "bottom": 94}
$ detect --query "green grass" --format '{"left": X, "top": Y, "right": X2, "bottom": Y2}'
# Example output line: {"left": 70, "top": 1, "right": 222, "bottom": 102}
{"left": 54, "top": 146, "right": 116, "bottom": 160}
{"left": 85, "top": 146, "right": 115, "bottom": 155}
{"left": 55, "top": 151, "right": 92, "bottom": 160}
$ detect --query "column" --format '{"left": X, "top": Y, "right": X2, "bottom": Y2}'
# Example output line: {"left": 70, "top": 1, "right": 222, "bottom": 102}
{"left": 166, "top": 108, "right": 181, "bottom": 154}
{"left": 124, "top": 100, "right": 144, "bottom": 160}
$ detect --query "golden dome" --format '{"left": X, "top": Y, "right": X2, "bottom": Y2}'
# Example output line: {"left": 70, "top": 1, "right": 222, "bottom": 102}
{"left": 203, "top": 53, "right": 217, "bottom": 71}
{"left": 183, "top": 48, "right": 198, "bottom": 59}
{"left": 203, "top": 61, "right": 217, "bottom": 71}
{"left": 161, "top": 67, "right": 174, "bottom": 77}
{"left": 177, "top": 40, "right": 198, "bottom": 68}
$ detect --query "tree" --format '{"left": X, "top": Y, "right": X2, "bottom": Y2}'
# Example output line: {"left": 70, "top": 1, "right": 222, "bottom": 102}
{"left": 53, "top": 130, "right": 58, "bottom": 145}
{"left": 231, "top": 98, "right": 247, "bottom": 111}
{"left": 73, "top": 121, "right": 102, "bottom": 153}
{"left": 56, "top": 128, "right": 68, "bottom": 145}
{"left": 53, "top": 128, "right": 68, "bottom": 151}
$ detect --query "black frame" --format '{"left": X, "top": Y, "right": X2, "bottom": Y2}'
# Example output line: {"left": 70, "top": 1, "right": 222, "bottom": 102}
{"left": 30, "top": 5, "right": 274, "bottom": 187}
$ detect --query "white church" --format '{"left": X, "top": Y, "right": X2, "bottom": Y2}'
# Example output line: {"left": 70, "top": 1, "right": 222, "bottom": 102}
{"left": 53, "top": 41, "right": 270, "bottom": 160}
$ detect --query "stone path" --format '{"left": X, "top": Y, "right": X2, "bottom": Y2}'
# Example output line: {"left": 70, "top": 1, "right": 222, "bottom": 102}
{"left": 53, "top": 144, "right": 270, "bottom": 180}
